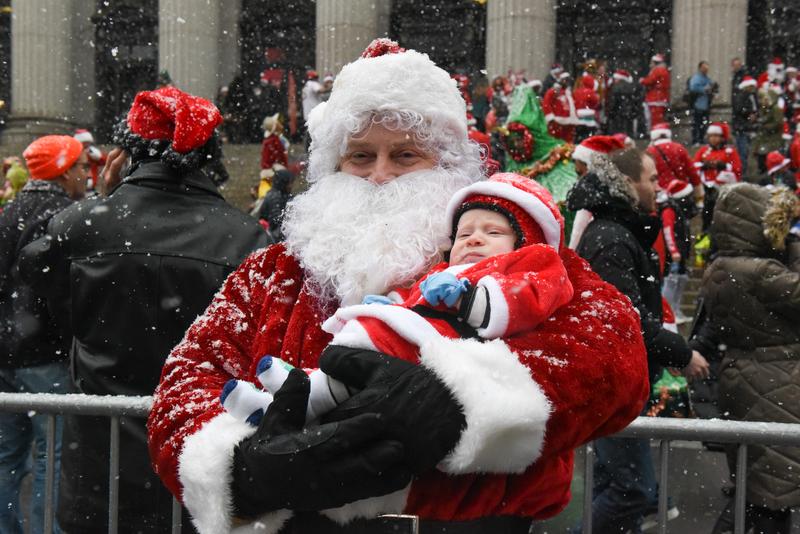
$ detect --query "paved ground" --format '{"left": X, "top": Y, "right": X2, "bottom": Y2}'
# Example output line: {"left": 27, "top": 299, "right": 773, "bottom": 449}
{"left": 533, "top": 441, "right": 800, "bottom": 533}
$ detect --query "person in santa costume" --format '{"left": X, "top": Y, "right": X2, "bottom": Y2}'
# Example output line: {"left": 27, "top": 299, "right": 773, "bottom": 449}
{"left": 790, "top": 123, "right": 800, "bottom": 184}
{"left": 646, "top": 122, "right": 700, "bottom": 191}
{"left": 693, "top": 121, "right": 742, "bottom": 232}
{"left": 147, "top": 38, "right": 648, "bottom": 534}
{"left": 542, "top": 71, "right": 579, "bottom": 143}
{"left": 658, "top": 179, "right": 696, "bottom": 324}
{"left": 761, "top": 150, "right": 798, "bottom": 190}
{"left": 260, "top": 112, "right": 289, "bottom": 180}
{"left": 73, "top": 128, "right": 106, "bottom": 192}
{"left": 640, "top": 53, "right": 671, "bottom": 132}
{"left": 573, "top": 73, "right": 600, "bottom": 143}
{"left": 220, "top": 173, "right": 575, "bottom": 424}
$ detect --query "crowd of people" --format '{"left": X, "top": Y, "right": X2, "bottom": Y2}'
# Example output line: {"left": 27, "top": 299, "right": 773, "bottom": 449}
{"left": 0, "top": 38, "right": 798, "bottom": 534}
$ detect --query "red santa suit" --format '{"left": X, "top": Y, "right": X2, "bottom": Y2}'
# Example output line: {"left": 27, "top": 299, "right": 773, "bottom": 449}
{"left": 260, "top": 133, "right": 288, "bottom": 171}
{"left": 326, "top": 175, "right": 576, "bottom": 359}
{"left": 790, "top": 130, "right": 800, "bottom": 182}
{"left": 542, "top": 81, "right": 578, "bottom": 143}
{"left": 647, "top": 132, "right": 701, "bottom": 189}
{"left": 147, "top": 41, "right": 649, "bottom": 534}
{"left": 692, "top": 138, "right": 742, "bottom": 187}
{"left": 573, "top": 75, "right": 600, "bottom": 130}
{"left": 640, "top": 63, "right": 671, "bottom": 127}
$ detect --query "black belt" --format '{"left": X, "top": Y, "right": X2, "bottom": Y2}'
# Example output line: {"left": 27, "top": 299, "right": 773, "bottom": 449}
{"left": 278, "top": 512, "right": 532, "bottom": 534}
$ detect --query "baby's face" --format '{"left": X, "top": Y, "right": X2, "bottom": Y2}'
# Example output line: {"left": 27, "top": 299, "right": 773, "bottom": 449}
{"left": 450, "top": 209, "right": 516, "bottom": 266}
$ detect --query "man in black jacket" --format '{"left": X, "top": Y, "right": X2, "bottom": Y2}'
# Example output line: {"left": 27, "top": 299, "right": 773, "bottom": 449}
{"left": 0, "top": 135, "right": 88, "bottom": 534}
{"left": 567, "top": 148, "right": 709, "bottom": 533}
{"left": 19, "top": 87, "right": 269, "bottom": 533}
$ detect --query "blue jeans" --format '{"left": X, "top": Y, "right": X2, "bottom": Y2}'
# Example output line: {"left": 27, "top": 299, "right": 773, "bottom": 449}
{"left": 692, "top": 108, "right": 710, "bottom": 145}
{"left": 578, "top": 437, "right": 658, "bottom": 534}
{"left": 735, "top": 134, "right": 751, "bottom": 178}
{"left": 0, "top": 362, "right": 71, "bottom": 534}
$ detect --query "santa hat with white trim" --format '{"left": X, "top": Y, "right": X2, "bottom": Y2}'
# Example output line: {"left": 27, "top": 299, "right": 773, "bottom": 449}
{"left": 666, "top": 179, "right": 693, "bottom": 199}
{"left": 445, "top": 173, "right": 564, "bottom": 251}
{"left": 766, "top": 151, "right": 790, "bottom": 175}
{"left": 706, "top": 122, "right": 730, "bottom": 140}
{"left": 651, "top": 53, "right": 666, "bottom": 64}
{"left": 650, "top": 122, "right": 672, "bottom": 141}
{"left": 306, "top": 38, "right": 467, "bottom": 180}
{"left": 74, "top": 129, "right": 94, "bottom": 144}
{"left": 572, "top": 135, "right": 625, "bottom": 166}
{"left": 613, "top": 69, "right": 633, "bottom": 84}
{"left": 738, "top": 75, "right": 757, "bottom": 90}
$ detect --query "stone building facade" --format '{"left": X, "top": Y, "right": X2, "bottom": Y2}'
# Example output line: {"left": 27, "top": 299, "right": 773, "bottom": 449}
{"left": 0, "top": 0, "right": 796, "bottom": 148}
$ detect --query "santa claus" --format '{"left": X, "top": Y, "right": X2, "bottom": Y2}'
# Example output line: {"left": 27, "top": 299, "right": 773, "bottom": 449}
{"left": 146, "top": 38, "right": 648, "bottom": 534}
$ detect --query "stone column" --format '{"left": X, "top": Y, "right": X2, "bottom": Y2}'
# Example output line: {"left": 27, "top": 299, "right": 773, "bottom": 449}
{"left": 70, "top": 0, "right": 97, "bottom": 126}
{"left": 159, "top": 0, "right": 221, "bottom": 100}
{"left": 3, "top": 0, "right": 75, "bottom": 144}
{"left": 671, "top": 0, "right": 748, "bottom": 107}
{"left": 486, "top": 0, "right": 556, "bottom": 81}
{"left": 217, "top": 0, "right": 241, "bottom": 89}
{"left": 315, "top": 0, "right": 388, "bottom": 75}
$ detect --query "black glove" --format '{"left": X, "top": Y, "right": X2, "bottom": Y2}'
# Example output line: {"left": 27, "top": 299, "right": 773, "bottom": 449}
{"left": 231, "top": 369, "right": 412, "bottom": 518}
{"left": 319, "top": 346, "right": 466, "bottom": 474}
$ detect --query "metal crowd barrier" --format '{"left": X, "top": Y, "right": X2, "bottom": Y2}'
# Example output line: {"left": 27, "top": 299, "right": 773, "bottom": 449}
{"left": 1, "top": 392, "right": 800, "bottom": 534}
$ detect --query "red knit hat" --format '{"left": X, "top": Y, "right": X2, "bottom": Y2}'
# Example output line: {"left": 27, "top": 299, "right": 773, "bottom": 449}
{"left": 445, "top": 173, "right": 564, "bottom": 250}
{"left": 23, "top": 135, "right": 83, "bottom": 180}
{"left": 572, "top": 135, "right": 625, "bottom": 166}
{"left": 666, "top": 179, "right": 693, "bottom": 199}
{"left": 126, "top": 86, "right": 222, "bottom": 153}
{"left": 766, "top": 151, "right": 790, "bottom": 175}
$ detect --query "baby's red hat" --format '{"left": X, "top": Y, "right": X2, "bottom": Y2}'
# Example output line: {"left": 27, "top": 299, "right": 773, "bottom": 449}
{"left": 446, "top": 173, "right": 564, "bottom": 250}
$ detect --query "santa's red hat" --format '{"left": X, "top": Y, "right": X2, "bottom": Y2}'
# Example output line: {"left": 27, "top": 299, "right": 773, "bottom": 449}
{"left": 74, "top": 128, "right": 94, "bottom": 144}
{"left": 706, "top": 122, "right": 730, "bottom": 140}
{"left": 125, "top": 86, "right": 221, "bottom": 153}
{"left": 666, "top": 179, "right": 693, "bottom": 199}
{"left": 572, "top": 135, "right": 625, "bottom": 166}
{"left": 557, "top": 71, "right": 571, "bottom": 82}
{"left": 650, "top": 122, "right": 672, "bottom": 141}
{"left": 651, "top": 53, "right": 666, "bottom": 63}
{"left": 549, "top": 63, "right": 563, "bottom": 76}
{"left": 445, "top": 173, "right": 564, "bottom": 250}
{"left": 613, "top": 69, "right": 633, "bottom": 83}
{"left": 738, "top": 75, "right": 757, "bottom": 90}
{"left": 782, "top": 120, "right": 792, "bottom": 141}
{"left": 612, "top": 132, "right": 635, "bottom": 148}
{"left": 306, "top": 70, "right": 318, "bottom": 80}
{"left": 787, "top": 66, "right": 798, "bottom": 75}
{"left": 766, "top": 151, "right": 790, "bottom": 175}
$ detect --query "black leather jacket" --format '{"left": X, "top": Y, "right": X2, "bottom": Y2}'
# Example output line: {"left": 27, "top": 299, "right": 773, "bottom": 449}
{"left": 0, "top": 180, "right": 73, "bottom": 368}
{"left": 19, "top": 161, "right": 268, "bottom": 532}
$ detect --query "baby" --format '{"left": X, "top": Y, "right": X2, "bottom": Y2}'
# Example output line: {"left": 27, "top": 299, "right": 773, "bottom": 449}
{"left": 221, "top": 173, "right": 574, "bottom": 424}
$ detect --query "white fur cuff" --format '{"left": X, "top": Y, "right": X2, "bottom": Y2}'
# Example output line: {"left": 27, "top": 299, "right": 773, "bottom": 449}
{"left": 320, "top": 485, "right": 411, "bottom": 525}
{"left": 419, "top": 337, "right": 551, "bottom": 474}
{"left": 178, "top": 412, "right": 292, "bottom": 534}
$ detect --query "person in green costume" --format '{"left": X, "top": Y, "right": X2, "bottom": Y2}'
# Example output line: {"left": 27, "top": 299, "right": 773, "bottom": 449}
{"left": 499, "top": 85, "right": 578, "bottom": 234}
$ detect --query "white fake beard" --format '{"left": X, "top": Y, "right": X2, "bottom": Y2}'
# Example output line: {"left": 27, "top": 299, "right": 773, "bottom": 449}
{"left": 283, "top": 168, "right": 478, "bottom": 306}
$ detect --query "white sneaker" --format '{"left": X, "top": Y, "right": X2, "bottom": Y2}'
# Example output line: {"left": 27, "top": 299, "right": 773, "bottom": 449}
{"left": 641, "top": 506, "right": 680, "bottom": 531}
